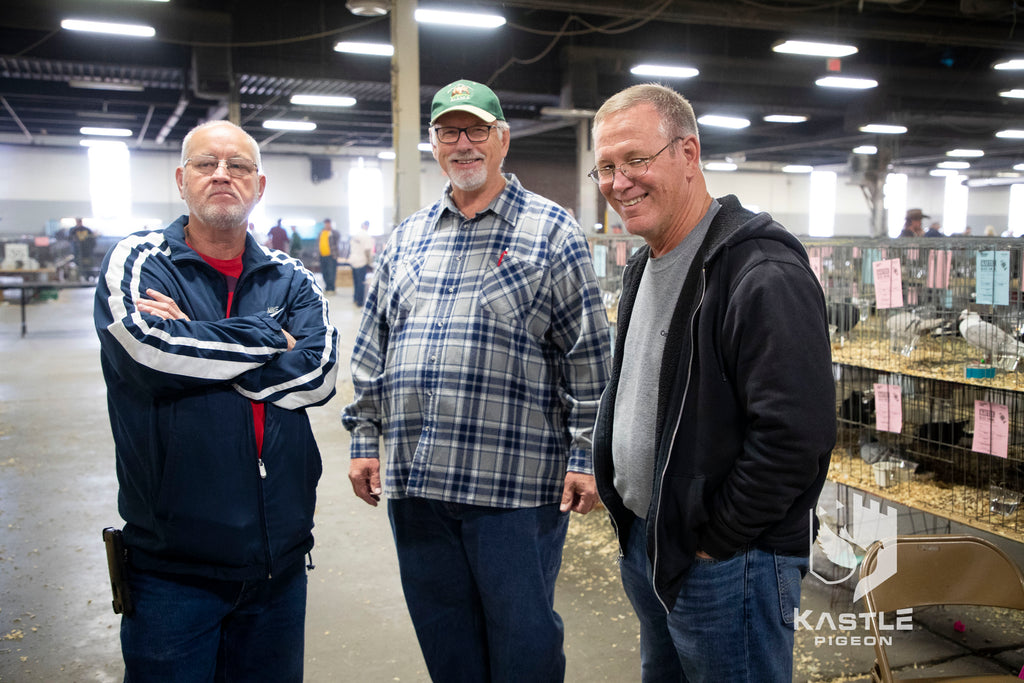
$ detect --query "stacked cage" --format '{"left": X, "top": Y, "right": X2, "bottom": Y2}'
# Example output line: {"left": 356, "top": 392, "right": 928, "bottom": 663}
{"left": 589, "top": 234, "right": 644, "bottom": 326}
{"left": 810, "top": 238, "right": 1024, "bottom": 538}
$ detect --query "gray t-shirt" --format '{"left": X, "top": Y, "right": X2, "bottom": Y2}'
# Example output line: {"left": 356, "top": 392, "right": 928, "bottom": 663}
{"left": 612, "top": 200, "right": 720, "bottom": 518}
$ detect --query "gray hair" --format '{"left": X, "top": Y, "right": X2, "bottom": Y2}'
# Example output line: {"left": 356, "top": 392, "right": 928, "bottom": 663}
{"left": 180, "top": 120, "right": 262, "bottom": 169}
{"left": 593, "top": 83, "right": 699, "bottom": 143}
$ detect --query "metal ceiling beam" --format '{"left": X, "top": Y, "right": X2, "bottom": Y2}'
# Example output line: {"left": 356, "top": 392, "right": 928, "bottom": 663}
{"left": 0, "top": 96, "right": 32, "bottom": 141}
{"left": 478, "top": 0, "right": 1019, "bottom": 51}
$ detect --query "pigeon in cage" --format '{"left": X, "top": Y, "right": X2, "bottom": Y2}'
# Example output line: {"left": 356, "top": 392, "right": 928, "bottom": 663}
{"left": 858, "top": 430, "right": 902, "bottom": 464}
{"left": 839, "top": 390, "right": 875, "bottom": 425}
{"left": 915, "top": 419, "right": 971, "bottom": 446}
{"left": 886, "top": 310, "right": 946, "bottom": 353}
{"left": 827, "top": 301, "right": 860, "bottom": 338}
{"left": 886, "top": 310, "right": 946, "bottom": 336}
{"left": 958, "top": 310, "right": 1024, "bottom": 363}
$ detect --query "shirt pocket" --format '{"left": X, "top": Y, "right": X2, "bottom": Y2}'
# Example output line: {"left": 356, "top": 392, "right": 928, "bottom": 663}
{"left": 389, "top": 253, "right": 423, "bottom": 318}
{"left": 479, "top": 254, "right": 543, "bottom": 322}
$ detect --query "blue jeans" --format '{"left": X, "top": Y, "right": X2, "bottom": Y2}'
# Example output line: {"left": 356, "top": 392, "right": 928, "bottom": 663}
{"left": 120, "top": 560, "right": 307, "bottom": 682}
{"left": 388, "top": 498, "right": 570, "bottom": 683}
{"left": 619, "top": 514, "right": 805, "bottom": 683}
{"left": 352, "top": 265, "right": 368, "bottom": 305}
{"left": 320, "top": 254, "right": 337, "bottom": 292}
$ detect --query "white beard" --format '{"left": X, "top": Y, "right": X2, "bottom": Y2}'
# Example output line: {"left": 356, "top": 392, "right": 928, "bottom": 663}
{"left": 445, "top": 156, "right": 489, "bottom": 193}
{"left": 184, "top": 185, "right": 255, "bottom": 230}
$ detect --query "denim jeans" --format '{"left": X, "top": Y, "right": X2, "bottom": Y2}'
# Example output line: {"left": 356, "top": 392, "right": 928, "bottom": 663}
{"left": 619, "top": 514, "right": 805, "bottom": 683}
{"left": 320, "top": 254, "right": 337, "bottom": 292}
{"left": 352, "top": 265, "right": 368, "bottom": 305}
{"left": 120, "top": 560, "right": 307, "bottom": 683}
{"left": 388, "top": 497, "right": 570, "bottom": 683}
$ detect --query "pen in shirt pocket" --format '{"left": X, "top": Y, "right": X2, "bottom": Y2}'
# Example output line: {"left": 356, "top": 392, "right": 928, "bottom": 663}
{"left": 497, "top": 249, "right": 508, "bottom": 266}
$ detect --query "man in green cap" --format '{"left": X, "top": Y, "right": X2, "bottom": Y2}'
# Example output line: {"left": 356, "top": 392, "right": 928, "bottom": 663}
{"left": 343, "top": 79, "right": 611, "bottom": 681}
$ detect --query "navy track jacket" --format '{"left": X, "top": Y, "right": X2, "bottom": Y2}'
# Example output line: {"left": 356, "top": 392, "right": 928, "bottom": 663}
{"left": 95, "top": 216, "right": 338, "bottom": 580}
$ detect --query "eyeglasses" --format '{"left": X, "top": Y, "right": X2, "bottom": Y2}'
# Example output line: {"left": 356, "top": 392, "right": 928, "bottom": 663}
{"left": 432, "top": 125, "right": 496, "bottom": 144}
{"left": 184, "top": 154, "right": 259, "bottom": 178}
{"left": 588, "top": 137, "right": 683, "bottom": 184}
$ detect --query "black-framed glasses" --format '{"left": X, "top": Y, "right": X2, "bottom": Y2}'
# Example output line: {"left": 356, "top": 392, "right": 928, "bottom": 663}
{"left": 588, "top": 137, "right": 683, "bottom": 184}
{"left": 432, "top": 124, "right": 496, "bottom": 144}
{"left": 184, "top": 154, "right": 259, "bottom": 178}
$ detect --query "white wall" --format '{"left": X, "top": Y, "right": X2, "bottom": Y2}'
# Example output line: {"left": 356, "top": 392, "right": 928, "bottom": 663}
{"left": 0, "top": 144, "right": 429, "bottom": 238}
{"left": 0, "top": 142, "right": 1017, "bottom": 239}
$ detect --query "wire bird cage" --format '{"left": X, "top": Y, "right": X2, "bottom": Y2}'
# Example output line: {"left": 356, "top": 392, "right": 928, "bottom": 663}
{"left": 810, "top": 238, "right": 1024, "bottom": 538}
{"left": 590, "top": 234, "right": 644, "bottom": 326}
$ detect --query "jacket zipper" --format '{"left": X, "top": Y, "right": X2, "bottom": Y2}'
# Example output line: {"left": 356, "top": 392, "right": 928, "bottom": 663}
{"left": 650, "top": 266, "right": 706, "bottom": 613}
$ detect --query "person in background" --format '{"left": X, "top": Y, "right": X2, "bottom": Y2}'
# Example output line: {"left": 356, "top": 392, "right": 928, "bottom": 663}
{"left": 289, "top": 225, "right": 303, "bottom": 260}
{"left": 899, "top": 208, "right": 928, "bottom": 237}
{"left": 70, "top": 216, "right": 97, "bottom": 278}
{"left": 318, "top": 218, "right": 340, "bottom": 293}
{"left": 343, "top": 78, "right": 611, "bottom": 682}
{"left": 924, "top": 221, "right": 943, "bottom": 237}
{"left": 94, "top": 120, "right": 338, "bottom": 682}
{"left": 267, "top": 218, "right": 289, "bottom": 251}
{"left": 589, "top": 83, "right": 836, "bottom": 682}
{"left": 347, "top": 220, "right": 375, "bottom": 307}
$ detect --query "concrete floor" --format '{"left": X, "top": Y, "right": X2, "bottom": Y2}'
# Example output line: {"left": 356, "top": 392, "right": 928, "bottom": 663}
{"left": 2, "top": 285, "right": 1023, "bottom": 682}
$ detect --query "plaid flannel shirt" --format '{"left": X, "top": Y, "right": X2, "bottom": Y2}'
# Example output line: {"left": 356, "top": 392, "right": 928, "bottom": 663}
{"left": 343, "top": 175, "right": 611, "bottom": 508}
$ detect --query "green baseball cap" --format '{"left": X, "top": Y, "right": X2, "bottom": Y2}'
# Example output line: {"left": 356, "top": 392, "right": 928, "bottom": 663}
{"left": 430, "top": 79, "right": 505, "bottom": 124}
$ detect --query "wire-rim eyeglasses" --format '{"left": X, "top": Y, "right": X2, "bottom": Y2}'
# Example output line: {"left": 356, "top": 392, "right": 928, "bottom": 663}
{"left": 587, "top": 137, "right": 683, "bottom": 184}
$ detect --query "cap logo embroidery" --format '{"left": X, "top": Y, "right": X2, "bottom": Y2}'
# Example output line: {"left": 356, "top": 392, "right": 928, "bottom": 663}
{"left": 449, "top": 84, "right": 472, "bottom": 101}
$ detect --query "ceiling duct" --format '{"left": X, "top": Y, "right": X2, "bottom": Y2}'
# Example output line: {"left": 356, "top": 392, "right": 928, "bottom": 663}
{"left": 191, "top": 47, "right": 232, "bottom": 101}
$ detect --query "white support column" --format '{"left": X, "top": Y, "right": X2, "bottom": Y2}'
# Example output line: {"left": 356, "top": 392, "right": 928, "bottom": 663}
{"left": 577, "top": 118, "right": 599, "bottom": 232}
{"left": 391, "top": 0, "right": 421, "bottom": 225}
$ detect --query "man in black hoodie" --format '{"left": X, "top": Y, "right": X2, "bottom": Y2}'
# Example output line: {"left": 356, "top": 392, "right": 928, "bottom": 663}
{"left": 589, "top": 83, "right": 836, "bottom": 681}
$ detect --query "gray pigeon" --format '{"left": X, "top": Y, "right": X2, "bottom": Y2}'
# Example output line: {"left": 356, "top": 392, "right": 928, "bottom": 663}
{"left": 958, "top": 310, "right": 1024, "bottom": 362}
{"left": 886, "top": 311, "right": 945, "bottom": 354}
{"left": 886, "top": 311, "right": 946, "bottom": 336}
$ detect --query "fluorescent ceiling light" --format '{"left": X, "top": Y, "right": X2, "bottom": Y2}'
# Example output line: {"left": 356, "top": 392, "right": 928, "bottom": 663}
{"left": 346, "top": 0, "right": 390, "bottom": 16}
{"left": 698, "top": 115, "right": 750, "bottom": 129}
{"left": 782, "top": 165, "right": 814, "bottom": 173}
{"left": 61, "top": 18, "right": 155, "bottom": 38}
{"left": 929, "top": 169, "right": 961, "bottom": 177}
{"left": 1015, "top": 163, "right": 1024, "bottom": 172}
{"left": 852, "top": 145, "right": 877, "bottom": 154}
{"left": 630, "top": 64, "right": 699, "bottom": 79}
{"left": 414, "top": 9, "right": 505, "bottom": 28}
{"left": 996, "top": 172, "right": 1021, "bottom": 178}
{"left": 79, "top": 139, "right": 127, "bottom": 149}
{"left": 334, "top": 41, "right": 394, "bottom": 56}
{"left": 290, "top": 94, "right": 356, "bottom": 107}
{"left": 763, "top": 114, "right": 807, "bottom": 123}
{"left": 704, "top": 161, "right": 737, "bottom": 171}
{"left": 994, "top": 59, "right": 1024, "bottom": 70}
{"left": 80, "top": 126, "right": 132, "bottom": 137}
{"left": 69, "top": 79, "right": 144, "bottom": 92}
{"left": 377, "top": 151, "right": 396, "bottom": 160}
{"left": 999, "top": 89, "right": 1024, "bottom": 99}
{"left": 262, "top": 120, "right": 317, "bottom": 131}
{"left": 996, "top": 129, "right": 1024, "bottom": 139}
{"left": 418, "top": 142, "right": 433, "bottom": 152}
{"left": 772, "top": 40, "right": 857, "bottom": 57}
{"left": 815, "top": 76, "right": 878, "bottom": 89}
{"left": 946, "top": 149, "right": 984, "bottom": 157}
{"left": 937, "top": 161, "right": 970, "bottom": 169}
{"left": 859, "top": 123, "right": 907, "bottom": 134}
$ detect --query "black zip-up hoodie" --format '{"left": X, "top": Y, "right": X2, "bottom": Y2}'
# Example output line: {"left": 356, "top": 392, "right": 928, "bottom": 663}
{"left": 593, "top": 194, "right": 836, "bottom": 611}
